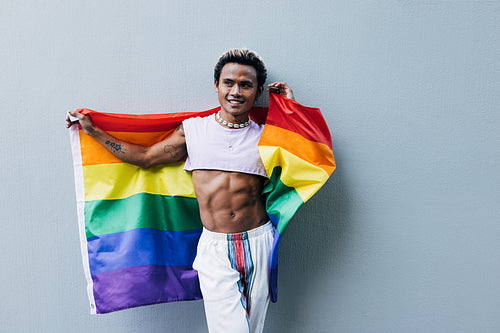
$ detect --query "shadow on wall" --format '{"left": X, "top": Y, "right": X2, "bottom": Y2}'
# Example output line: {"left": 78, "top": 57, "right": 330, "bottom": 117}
{"left": 269, "top": 148, "right": 353, "bottom": 332}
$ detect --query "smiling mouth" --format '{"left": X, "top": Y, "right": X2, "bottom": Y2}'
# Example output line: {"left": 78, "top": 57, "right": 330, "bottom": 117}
{"left": 228, "top": 99, "right": 244, "bottom": 106}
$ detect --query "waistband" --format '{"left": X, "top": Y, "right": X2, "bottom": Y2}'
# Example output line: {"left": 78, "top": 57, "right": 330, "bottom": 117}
{"left": 202, "top": 221, "right": 274, "bottom": 241}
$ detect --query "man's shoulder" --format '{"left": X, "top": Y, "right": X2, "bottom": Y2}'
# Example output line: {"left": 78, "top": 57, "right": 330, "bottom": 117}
{"left": 183, "top": 115, "right": 206, "bottom": 126}
{"left": 182, "top": 114, "right": 215, "bottom": 135}
{"left": 183, "top": 114, "right": 213, "bottom": 124}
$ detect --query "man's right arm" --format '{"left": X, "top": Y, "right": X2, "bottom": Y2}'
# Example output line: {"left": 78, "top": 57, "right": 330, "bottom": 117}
{"left": 67, "top": 110, "right": 186, "bottom": 168}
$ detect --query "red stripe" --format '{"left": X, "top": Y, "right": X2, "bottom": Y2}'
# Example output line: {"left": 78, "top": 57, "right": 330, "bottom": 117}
{"left": 234, "top": 236, "right": 246, "bottom": 277}
{"left": 75, "top": 106, "right": 268, "bottom": 132}
{"left": 77, "top": 108, "right": 218, "bottom": 132}
{"left": 266, "top": 93, "right": 333, "bottom": 149}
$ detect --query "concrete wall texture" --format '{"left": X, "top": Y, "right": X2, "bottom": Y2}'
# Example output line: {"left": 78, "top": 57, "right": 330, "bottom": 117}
{"left": 2, "top": 1, "right": 499, "bottom": 332}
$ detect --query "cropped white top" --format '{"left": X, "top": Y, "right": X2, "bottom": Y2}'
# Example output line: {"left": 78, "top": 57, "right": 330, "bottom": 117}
{"left": 182, "top": 114, "right": 268, "bottom": 178}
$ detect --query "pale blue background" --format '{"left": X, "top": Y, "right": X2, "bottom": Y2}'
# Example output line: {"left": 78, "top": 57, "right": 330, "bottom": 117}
{"left": 1, "top": 1, "right": 499, "bottom": 332}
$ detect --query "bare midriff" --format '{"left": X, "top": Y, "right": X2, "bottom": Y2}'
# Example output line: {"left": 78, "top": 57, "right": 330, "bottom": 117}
{"left": 192, "top": 169, "right": 268, "bottom": 233}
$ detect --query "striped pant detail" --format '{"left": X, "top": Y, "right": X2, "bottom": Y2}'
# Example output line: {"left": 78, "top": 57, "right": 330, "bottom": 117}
{"left": 193, "top": 222, "right": 274, "bottom": 333}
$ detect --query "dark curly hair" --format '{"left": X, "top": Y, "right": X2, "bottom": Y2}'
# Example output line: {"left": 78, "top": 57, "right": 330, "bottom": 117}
{"left": 214, "top": 48, "right": 267, "bottom": 90}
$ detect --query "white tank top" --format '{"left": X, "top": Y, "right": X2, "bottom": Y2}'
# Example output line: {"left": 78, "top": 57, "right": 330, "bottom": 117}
{"left": 183, "top": 114, "right": 268, "bottom": 178}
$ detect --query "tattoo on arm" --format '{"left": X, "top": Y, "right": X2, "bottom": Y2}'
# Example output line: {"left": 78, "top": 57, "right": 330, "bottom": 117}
{"left": 105, "top": 140, "right": 126, "bottom": 154}
{"left": 163, "top": 144, "right": 180, "bottom": 159}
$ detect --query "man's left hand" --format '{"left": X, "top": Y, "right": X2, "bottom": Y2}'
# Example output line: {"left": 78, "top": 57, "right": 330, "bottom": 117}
{"left": 267, "top": 82, "right": 294, "bottom": 100}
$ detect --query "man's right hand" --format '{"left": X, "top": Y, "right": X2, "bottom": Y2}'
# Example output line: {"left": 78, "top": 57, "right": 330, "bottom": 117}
{"left": 66, "top": 110, "right": 98, "bottom": 137}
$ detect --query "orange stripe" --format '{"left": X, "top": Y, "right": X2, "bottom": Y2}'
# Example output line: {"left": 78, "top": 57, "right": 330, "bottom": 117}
{"left": 80, "top": 129, "right": 175, "bottom": 166}
{"left": 259, "top": 125, "right": 335, "bottom": 174}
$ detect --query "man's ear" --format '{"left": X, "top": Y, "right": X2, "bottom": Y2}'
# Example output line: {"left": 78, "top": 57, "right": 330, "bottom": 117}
{"left": 214, "top": 81, "right": 219, "bottom": 93}
{"left": 256, "top": 86, "right": 264, "bottom": 99}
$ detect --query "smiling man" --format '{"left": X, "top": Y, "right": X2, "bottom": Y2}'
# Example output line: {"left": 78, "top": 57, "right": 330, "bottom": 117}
{"left": 67, "top": 49, "right": 293, "bottom": 333}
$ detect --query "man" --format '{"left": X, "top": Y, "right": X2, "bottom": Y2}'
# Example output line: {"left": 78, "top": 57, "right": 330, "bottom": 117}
{"left": 67, "top": 49, "right": 294, "bottom": 332}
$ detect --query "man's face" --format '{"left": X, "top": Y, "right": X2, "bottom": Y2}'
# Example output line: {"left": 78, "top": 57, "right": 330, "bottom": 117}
{"left": 215, "top": 63, "right": 262, "bottom": 120}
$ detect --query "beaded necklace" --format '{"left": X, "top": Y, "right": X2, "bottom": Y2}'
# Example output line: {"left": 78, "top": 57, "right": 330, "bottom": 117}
{"left": 216, "top": 111, "right": 250, "bottom": 129}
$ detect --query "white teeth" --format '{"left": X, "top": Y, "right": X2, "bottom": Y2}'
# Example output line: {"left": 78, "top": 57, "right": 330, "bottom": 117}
{"left": 228, "top": 100, "right": 243, "bottom": 104}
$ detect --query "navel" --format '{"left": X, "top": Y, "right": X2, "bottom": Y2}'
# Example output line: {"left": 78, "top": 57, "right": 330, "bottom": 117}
{"left": 230, "top": 211, "right": 236, "bottom": 218}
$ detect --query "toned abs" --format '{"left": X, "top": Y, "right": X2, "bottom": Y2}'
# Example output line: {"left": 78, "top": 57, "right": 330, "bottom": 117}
{"left": 192, "top": 170, "right": 268, "bottom": 233}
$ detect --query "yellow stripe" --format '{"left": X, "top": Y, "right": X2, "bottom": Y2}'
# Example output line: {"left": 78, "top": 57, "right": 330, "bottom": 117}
{"left": 260, "top": 125, "right": 335, "bottom": 175}
{"left": 259, "top": 146, "right": 330, "bottom": 202}
{"left": 83, "top": 162, "right": 195, "bottom": 201}
{"left": 80, "top": 129, "right": 175, "bottom": 166}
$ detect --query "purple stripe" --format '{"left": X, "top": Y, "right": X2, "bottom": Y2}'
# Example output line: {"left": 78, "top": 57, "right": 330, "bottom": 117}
{"left": 92, "top": 265, "right": 202, "bottom": 314}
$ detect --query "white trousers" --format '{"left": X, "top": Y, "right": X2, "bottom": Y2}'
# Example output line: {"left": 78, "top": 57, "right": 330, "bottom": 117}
{"left": 193, "top": 222, "right": 275, "bottom": 333}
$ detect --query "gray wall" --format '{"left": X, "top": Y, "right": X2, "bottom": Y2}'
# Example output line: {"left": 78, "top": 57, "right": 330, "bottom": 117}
{"left": 2, "top": 1, "right": 499, "bottom": 332}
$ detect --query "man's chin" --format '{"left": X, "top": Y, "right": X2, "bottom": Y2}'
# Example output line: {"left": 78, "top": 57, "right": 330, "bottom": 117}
{"left": 226, "top": 103, "right": 244, "bottom": 110}
{"left": 222, "top": 105, "right": 251, "bottom": 115}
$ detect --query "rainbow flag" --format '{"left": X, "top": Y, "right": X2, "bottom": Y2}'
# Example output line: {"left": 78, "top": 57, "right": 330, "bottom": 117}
{"left": 69, "top": 94, "right": 335, "bottom": 313}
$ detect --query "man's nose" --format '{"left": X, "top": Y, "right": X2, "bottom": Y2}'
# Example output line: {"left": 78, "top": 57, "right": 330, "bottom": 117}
{"left": 230, "top": 84, "right": 241, "bottom": 95}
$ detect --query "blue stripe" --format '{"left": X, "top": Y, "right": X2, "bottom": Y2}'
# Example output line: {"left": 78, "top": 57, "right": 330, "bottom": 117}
{"left": 269, "top": 231, "right": 281, "bottom": 303}
{"left": 87, "top": 228, "right": 202, "bottom": 276}
{"left": 268, "top": 213, "right": 279, "bottom": 228}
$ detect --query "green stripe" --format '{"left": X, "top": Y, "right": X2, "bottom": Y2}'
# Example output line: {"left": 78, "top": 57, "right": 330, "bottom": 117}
{"left": 263, "top": 166, "right": 305, "bottom": 235}
{"left": 85, "top": 193, "right": 202, "bottom": 239}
